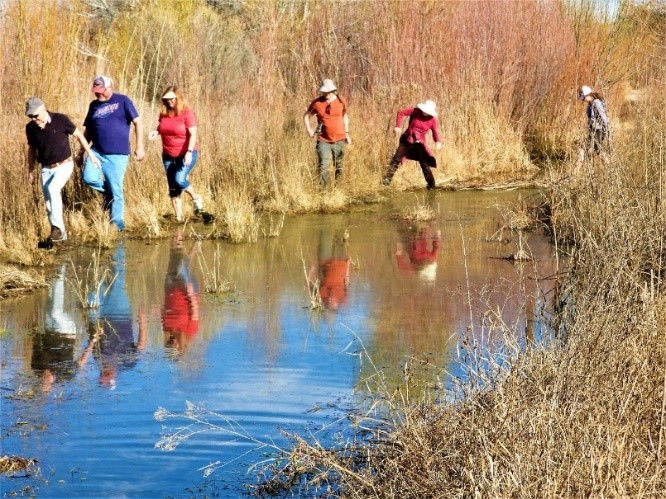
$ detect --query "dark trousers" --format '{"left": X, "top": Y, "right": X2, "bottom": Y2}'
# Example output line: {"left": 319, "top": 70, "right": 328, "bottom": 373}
{"left": 383, "top": 141, "right": 435, "bottom": 189}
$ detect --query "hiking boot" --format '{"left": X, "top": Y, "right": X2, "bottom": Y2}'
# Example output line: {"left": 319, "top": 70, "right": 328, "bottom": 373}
{"left": 193, "top": 195, "right": 203, "bottom": 214}
{"left": 49, "top": 226, "right": 67, "bottom": 242}
{"left": 381, "top": 177, "right": 391, "bottom": 186}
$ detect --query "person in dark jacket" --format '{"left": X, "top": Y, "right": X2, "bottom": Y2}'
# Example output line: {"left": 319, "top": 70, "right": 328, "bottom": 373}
{"left": 578, "top": 85, "right": 610, "bottom": 164}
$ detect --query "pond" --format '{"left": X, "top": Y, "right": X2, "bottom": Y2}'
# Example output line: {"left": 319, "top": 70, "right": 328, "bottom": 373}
{"left": 0, "top": 189, "right": 558, "bottom": 497}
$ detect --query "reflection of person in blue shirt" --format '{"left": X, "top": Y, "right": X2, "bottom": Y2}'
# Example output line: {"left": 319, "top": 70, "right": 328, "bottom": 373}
{"left": 31, "top": 264, "right": 78, "bottom": 392}
{"left": 88, "top": 244, "right": 146, "bottom": 388}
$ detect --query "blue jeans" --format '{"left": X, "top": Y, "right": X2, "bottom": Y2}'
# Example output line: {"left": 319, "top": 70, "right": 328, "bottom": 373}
{"left": 316, "top": 140, "right": 346, "bottom": 186}
{"left": 163, "top": 151, "right": 198, "bottom": 197}
{"left": 83, "top": 151, "right": 129, "bottom": 230}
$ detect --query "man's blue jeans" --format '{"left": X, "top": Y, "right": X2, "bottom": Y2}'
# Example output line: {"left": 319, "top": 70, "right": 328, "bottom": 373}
{"left": 83, "top": 151, "right": 129, "bottom": 230}
{"left": 316, "top": 140, "right": 346, "bottom": 186}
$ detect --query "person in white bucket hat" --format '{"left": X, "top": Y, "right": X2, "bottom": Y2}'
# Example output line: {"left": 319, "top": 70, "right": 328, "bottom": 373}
{"left": 577, "top": 85, "right": 610, "bottom": 165}
{"left": 303, "top": 78, "right": 351, "bottom": 187}
{"left": 382, "top": 100, "right": 442, "bottom": 190}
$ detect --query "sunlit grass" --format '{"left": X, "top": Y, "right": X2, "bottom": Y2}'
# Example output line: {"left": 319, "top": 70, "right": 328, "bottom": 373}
{"left": 196, "top": 244, "right": 232, "bottom": 294}
{"left": 67, "top": 248, "right": 118, "bottom": 309}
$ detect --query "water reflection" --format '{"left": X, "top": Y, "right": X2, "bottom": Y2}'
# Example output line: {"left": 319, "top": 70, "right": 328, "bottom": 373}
{"left": 310, "top": 226, "right": 351, "bottom": 311}
{"left": 31, "top": 264, "right": 78, "bottom": 392}
{"left": 162, "top": 227, "right": 201, "bottom": 355}
{"left": 395, "top": 222, "right": 441, "bottom": 282}
{"left": 88, "top": 244, "right": 146, "bottom": 388}
{"left": 0, "top": 190, "right": 559, "bottom": 497}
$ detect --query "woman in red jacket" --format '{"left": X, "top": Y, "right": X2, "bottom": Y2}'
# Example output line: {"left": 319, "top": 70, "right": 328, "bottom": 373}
{"left": 382, "top": 100, "right": 442, "bottom": 190}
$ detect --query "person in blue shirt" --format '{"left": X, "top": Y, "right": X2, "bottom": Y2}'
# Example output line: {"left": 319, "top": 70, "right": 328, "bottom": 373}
{"left": 82, "top": 76, "right": 145, "bottom": 231}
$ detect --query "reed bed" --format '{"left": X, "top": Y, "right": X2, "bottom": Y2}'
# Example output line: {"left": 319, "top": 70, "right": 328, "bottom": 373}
{"left": 1, "top": 0, "right": 654, "bottom": 260}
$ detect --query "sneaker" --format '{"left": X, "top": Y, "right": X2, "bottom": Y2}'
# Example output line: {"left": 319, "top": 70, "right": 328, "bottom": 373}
{"left": 49, "top": 226, "right": 67, "bottom": 242}
{"left": 381, "top": 178, "right": 391, "bottom": 186}
{"left": 193, "top": 195, "right": 203, "bottom": 213}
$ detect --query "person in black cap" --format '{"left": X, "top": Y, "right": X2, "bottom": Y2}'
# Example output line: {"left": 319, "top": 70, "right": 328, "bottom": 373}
{"left": 25, "top": 96, "right": 101, "bottom": 243}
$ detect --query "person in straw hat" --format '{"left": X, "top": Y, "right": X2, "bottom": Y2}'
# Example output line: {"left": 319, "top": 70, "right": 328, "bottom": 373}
{"left": 303, "top": 78, "right": 351, "bottom": 187}
{"left": 382, "top": 100, "right": 442, "bottom": 190}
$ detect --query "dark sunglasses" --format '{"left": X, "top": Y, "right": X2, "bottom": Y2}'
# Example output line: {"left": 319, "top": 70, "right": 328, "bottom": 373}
{"left": 28, "top": 114, "right": 40, "bottom": 119}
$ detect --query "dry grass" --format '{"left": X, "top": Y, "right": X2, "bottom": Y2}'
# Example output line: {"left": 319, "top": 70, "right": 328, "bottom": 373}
{"left": 67, "top": 249, "right": 118, "bottom": 309}
{"left": 0, "top": 455, "right": 38, "bottom": 474}
{"left": 398, "top": 194, "right": 438, "bottom": 222}
{"left": 0, "top": 265, "right": 46, "bottom": 297}
{"left": 196, "top": 243, "right": 233, "bottom": 294}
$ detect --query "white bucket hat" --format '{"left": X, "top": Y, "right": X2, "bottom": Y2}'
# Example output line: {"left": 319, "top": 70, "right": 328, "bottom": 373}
{"left": 578, "top": 85, "right": 592, "bottom": 100}
{"left": 318, "top": 79, "right": 337, "bottom": 93}
{"left": 418, "top": 262, "right": 438, "bottom": 283}
{"left": 417, "top": 100, "right": 437, "bottom": 117}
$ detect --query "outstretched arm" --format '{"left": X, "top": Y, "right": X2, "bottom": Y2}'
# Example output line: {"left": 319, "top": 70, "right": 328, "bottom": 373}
{"left": 72, "top": 128, "right": 101, "bottom": 167}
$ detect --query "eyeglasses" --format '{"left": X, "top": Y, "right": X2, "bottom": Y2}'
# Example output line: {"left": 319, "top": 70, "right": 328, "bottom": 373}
{"left": 28, "top": 114, "right": 40, "bottom": 119}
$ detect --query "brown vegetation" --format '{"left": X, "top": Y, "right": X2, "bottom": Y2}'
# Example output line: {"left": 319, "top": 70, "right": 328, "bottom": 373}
{"left": 1, "top": 0, "right": 657, "bottom": 263}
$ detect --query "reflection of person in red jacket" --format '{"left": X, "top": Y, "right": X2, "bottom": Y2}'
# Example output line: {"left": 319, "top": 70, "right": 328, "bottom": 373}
{"left": 396, "top": 224, "right": 441, "bottom": 282}
{"left": 162, "top": 228, "right": 200, "bottom": 354}
{"left": 310, "top": 227, "right": 350, "bottom": 311}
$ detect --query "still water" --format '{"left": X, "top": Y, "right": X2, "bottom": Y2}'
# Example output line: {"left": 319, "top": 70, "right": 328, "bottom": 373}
{"left": 1, "top": 190, "right": 557, "bottom": 497}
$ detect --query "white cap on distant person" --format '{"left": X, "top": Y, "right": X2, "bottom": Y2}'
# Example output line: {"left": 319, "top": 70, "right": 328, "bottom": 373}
{"left": 92, "top": 75, "right": 112, "bottom": 92}
{"left": 318, "top": 79, "right": 337, "bottom": 93}
{"left": 417, "top": 100, "right": 437, "bottom": 117}
{"left": 578, "top": 85, "right": 592, "bottom": 100}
